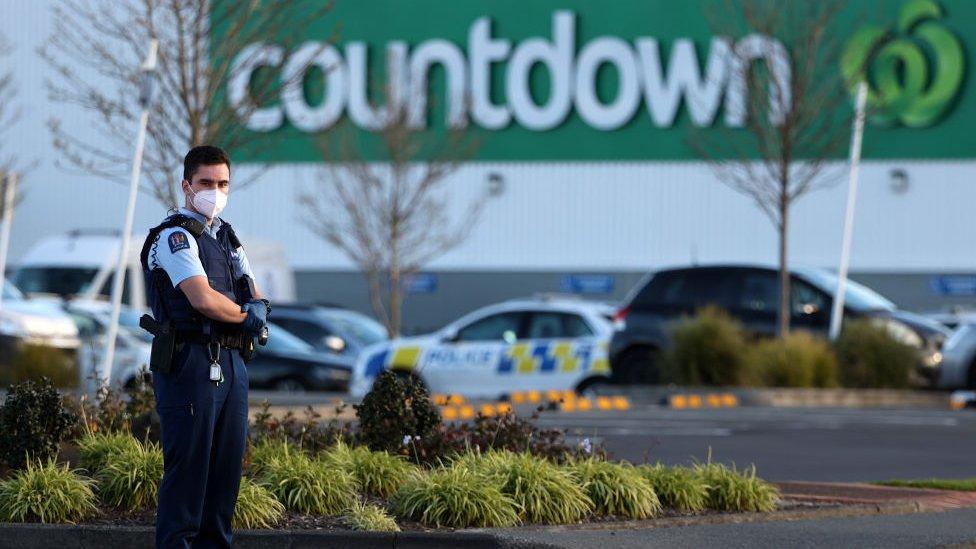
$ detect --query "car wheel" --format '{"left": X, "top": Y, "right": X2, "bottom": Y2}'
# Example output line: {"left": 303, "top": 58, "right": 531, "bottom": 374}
{"left": 576, "top": 376, "right": 613, "bottom": 397}
{"left": 613, "top": 346, "right": 662, "bottom": 385}
{"left": 273, "top": 378, "right": 307, "bottom": 393}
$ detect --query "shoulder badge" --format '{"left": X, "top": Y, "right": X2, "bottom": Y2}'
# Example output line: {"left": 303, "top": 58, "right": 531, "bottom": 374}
{"left": 168, "top": 231, "right": 191, "bottom": 253}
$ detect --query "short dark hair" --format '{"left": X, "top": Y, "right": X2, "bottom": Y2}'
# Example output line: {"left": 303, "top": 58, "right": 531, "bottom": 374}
{"left": 183, "top": 145, "right": 231, "bottom": 182}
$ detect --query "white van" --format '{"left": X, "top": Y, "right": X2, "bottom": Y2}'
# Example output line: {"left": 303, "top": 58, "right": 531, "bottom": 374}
{"left": 12, "top": 229, "right": 296, "bottom": 308}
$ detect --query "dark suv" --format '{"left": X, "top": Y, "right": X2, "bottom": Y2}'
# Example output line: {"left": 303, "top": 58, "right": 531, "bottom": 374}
{"left": 609, "top": 265, "right": 949, "bottom": 385}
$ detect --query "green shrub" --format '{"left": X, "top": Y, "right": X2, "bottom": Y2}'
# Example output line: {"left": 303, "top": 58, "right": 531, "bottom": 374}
{"left": 750, "top": 332, "right": 839, "bottom": 388}
{"left": 321, "top": 442, "right": 418, "bottom": 498}
{"left": 0, "top": 459, "right": 98, "bottom": 523}
{"left": 0, "top": 344, "right": 78, "bottom": 389}
{"left": 570, "top": 458, "right": 661, "bottom": 519}
{"left": 0, "top": 377, "right": 78, "bottom": 469}
{"left": 97, "top": 440, "right": 164, "bottom": 511}
{"left": 247, "top": 439, "right": 293, "bottom": 478}
{"left": 233, "top": 477, "right": 285, "bottom": 529}
{"left": 258, "top": 445, "right": 358, "bottom": 514}
{"left": 694, "top": 462, "right": 779, "bottom": 512}
{"left": 392, "top": 465, "right": 520, "bottom": 528}
{"left": 465, "top": 451, "right": 592, "bottom": 524}
{"left": 355, "top": 370, "right": 441, "bottom": 454}
{"left": 638, "top": 464, "right": 709, "bottom": 513}
{"left": 344, "top": 501, "right": 400, "bottom": 532}
{"left": 76, "top": 431, "right": 141, "bottom": 474}
{"left": 834, "top": 319, "right": 918, "bottom": 389}
{"left": 666, "top": 307, "right": 750, "bottom": 386}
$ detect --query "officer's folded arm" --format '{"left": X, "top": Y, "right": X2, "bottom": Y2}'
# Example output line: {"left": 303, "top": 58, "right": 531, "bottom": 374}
{"left": 178, "top": 275, "right": 248, "bottom": 324}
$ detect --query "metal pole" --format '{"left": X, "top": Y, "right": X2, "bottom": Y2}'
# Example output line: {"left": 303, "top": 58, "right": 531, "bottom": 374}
{"left": 0, "top": 173, "right": 16, "bottom": 311}
{"left": 829, "top": 82, "right": 868, "bottom": 341}
{"left": 99, "top": 39, "right": 158, "bottom": 391}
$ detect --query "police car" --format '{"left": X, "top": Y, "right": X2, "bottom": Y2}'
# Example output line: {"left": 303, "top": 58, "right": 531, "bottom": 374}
{"left": 349, "top": 296, "right": 614, "bottom": 400}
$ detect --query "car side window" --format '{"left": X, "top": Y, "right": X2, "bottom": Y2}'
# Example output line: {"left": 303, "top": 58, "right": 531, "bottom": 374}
{"left": 525, "top": 313, "right": 594, "bottom": 339}
{"left": 791, "top": 279, "right": 828, "bottom": 317}
{"left": 635, "top": 271, "right": 736, "bottom": 309}
{"left": 739, "top": 271, "right": 779, "bottom": 314}
{"left": 274, "top": 318, "right": 331, "bottom": 346}
{"left": 456, "top": 312, "right": 523, "bottom": 343}
{"left": 526, "top": 313, "right": 564, "bottom": 339}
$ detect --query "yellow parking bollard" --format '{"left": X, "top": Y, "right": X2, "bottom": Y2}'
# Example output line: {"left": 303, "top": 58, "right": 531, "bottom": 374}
{"left": 480, "top": 404, "right": 496, "bottom": 417}
{"left": 561, "top": 399, "right": 577, "bottom": 412}
{"left": 433, "top": 394, "right": 448, "bottom": 406}
{"left": 527, "top": 390, "right": 542, "bottom": 404}
{"left": 577, "top": 398, "right": 592, "bottom": 412}
{"left": 459, "top": 405, "right": 475, "bottom": 420}
{"left": 611, "top": 396, "right": 630, "bottom": 411}
{"left": 441, "top": 406, "right": 458, "bottom": 420}
{"left": 671, "top": 395, "right": 687, "bottom": 409}
{"left": 561, "top": 390, "right": 576, "bottom": 402}
{"left": 597, "top": 396, "right": 612, "bottom": 411}
{"left": 688, "top": 395, "right": 703, "bottom": 408}
{"left": 707, "top": 394, "right": 722, "bottom": 408}
{"left": 512, "top": 392, "right": 526, "bottom": 404}
{"left": 721, "top": 393, "right": 738, "bottom": 407}
{"left": 546, "top": 390, "right": 562, "bottom": 403}
{"left": 496, "top": 402, "right": 512, "bottom": 415}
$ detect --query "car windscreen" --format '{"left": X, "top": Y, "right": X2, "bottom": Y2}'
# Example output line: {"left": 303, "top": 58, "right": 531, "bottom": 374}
{"left": 796, "top": 269, "right": 896, "bottom": 312}
{"left": 13, "top": 267, "right": 99, "bottom": 297}
{"left": 264, "top": 322, "right": 315, "bottom": 354}
{"left": 320, "top": 311, "right": 388, "bottom": 347}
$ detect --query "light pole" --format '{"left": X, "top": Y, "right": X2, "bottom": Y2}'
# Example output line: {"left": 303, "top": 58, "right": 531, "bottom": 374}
{"left": 99, "top": 39, "right": 158, "bottom": 392}
{"left": 828, "top": 81, "right": 868, "bottom": 341}
{"left": 0, "top": 172, "right": 17, "bottom": 310}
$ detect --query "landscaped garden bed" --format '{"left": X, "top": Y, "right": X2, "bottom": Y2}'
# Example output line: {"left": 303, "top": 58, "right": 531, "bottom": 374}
{"left": 0, "top": 372, "right": 782, "bottom": 532}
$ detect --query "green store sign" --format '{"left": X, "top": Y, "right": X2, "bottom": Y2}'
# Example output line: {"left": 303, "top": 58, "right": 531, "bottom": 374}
{"left": 219, "top": 0, "right": 973, "bottom": 162}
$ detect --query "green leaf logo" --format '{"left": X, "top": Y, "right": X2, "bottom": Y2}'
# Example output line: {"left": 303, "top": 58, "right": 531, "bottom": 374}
{"left": 841, "top": 0, "right": 964, "bottom": 127}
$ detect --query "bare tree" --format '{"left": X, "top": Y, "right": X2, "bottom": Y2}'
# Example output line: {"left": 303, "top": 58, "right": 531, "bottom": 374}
{"left": 40, "top": 0, "right": 333, "bottom": 207}
{"left": 300, "top": 90, "right": 485, "bottom": 337}
{"left": 695, "top": 0, "right": 850, "bottom": 336}
{"left": 0, "top": 32, "right": 29, "bottom": 215}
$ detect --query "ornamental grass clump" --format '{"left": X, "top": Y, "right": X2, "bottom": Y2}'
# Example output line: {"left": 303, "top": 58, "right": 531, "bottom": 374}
{"left": 463, "top": 451, "right": 592, "bottom": 524}
{"left": 77, "top": 431, "right": 141, "bottom": 474}
{"left": 258, "top": 444, "right": 358, "bottom": 514}
{"left": 233, "top": 477, "right": 285, "bottom": 529}
{"left": 694, "top": 462, "right": 779, "bottom": 512}
{"left": 0, "top": 459, "right": 98, "bottom": 523}
{"left": 321, "top": 442, "right": 419, "bottom": 498}
{"left": 392, "top": 465, "right": 520, "bottom": 528}
{"left": 344, "top": 500, "right": 401, "bottom": 532}
{"left": 97, "top": 439, "right": 164, "bottom": 511}
{"left": 638, "top": 464, "right": 709, "bottom": 513}
{"left": 571, "top": 458, "right": 661, "bottom": 519}
{"left": 248, "top": 439, "right": 293, "bottom": 478}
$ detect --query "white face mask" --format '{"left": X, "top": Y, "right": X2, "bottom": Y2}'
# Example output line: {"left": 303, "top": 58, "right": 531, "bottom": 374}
{"left": 187, "top": 186, "right": 228, "bottom": 219}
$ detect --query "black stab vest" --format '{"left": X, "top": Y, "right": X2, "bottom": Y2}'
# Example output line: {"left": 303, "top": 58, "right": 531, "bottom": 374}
{"left": 140, "top": 214, "right": 245, "bottom": 334}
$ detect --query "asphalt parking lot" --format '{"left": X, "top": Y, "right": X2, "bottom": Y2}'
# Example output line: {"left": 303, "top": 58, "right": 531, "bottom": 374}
{"left": 534, "top": 404, "right": 976, "bottom": 482}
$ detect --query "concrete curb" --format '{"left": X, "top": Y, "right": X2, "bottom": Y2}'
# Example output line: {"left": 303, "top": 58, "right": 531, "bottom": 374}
{"left": 4, "top": 491, "right": 974, "bottom": 549}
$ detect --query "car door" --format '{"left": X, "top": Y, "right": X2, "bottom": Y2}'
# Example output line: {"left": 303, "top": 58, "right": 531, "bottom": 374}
{"left": 730, "top": 269, "right": 780, "bottom": 337}
{"left": 426, "top": 311, "right": 526, "bottom": 397}
{"left": 274, "top": 317, "right": 336, "bottom": 353}
{"left": 510, "top": 311, "right": 604, "bottom": 393}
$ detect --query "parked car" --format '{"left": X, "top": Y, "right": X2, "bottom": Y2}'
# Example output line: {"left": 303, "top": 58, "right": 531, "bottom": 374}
{"left": 0, "top": 281, "right": 80, "bottom": 363}
{"left": 610, "top": 265, "right": 950, "bottom": 386}
{"left": 12, "top": 229, "right": 297, "bottom": 308}
{"left": 349, "top": 296, "right": 615, "bottom": 400}
{"left": 271, "top": 303, "right": 388, "bottom": 359}
{"left": 244, "top": 321, "right": 354, "bottom": 392}
{"left": 935, "top": 322, "right": 976, "bottom": 389}
{"left": 66, "top": 300, "right": 152, "bottom": 390}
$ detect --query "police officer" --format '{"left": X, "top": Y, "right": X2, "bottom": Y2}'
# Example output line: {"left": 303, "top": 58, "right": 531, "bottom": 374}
{"left": 141, "top": 145, "right": 268, "bottom": 548}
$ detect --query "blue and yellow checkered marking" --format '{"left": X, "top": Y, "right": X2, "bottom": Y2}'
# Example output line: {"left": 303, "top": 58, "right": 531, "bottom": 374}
{"left": 364, "top": 345, "right": 423, "bottom": 378}
{"left": 498, "top": 341, "right": 601, "bottom": 375}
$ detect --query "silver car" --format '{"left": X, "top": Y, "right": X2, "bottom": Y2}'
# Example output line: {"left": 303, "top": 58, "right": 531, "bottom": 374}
{"left": 939, "top": 323, "right": 976, "bottom": 389}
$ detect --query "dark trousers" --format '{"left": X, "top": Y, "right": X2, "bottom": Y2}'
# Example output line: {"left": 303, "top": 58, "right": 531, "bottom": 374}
{"left": 152, "top": 342, "right": 249, "bottom": 549}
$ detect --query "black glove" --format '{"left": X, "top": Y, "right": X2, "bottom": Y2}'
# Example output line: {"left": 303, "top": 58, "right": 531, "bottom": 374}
{"left": 241, "top": 299, "right": 269, "bottom": 336}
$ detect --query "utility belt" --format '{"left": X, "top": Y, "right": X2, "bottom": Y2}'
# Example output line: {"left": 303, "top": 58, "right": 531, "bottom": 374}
{"left": 140, "top": 315, "right": 259, "bottom": 374}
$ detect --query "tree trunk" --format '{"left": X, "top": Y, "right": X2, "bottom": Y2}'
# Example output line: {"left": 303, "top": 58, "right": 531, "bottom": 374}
{"left": 778, "top": 201, "right": 791, "bottom": 337}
